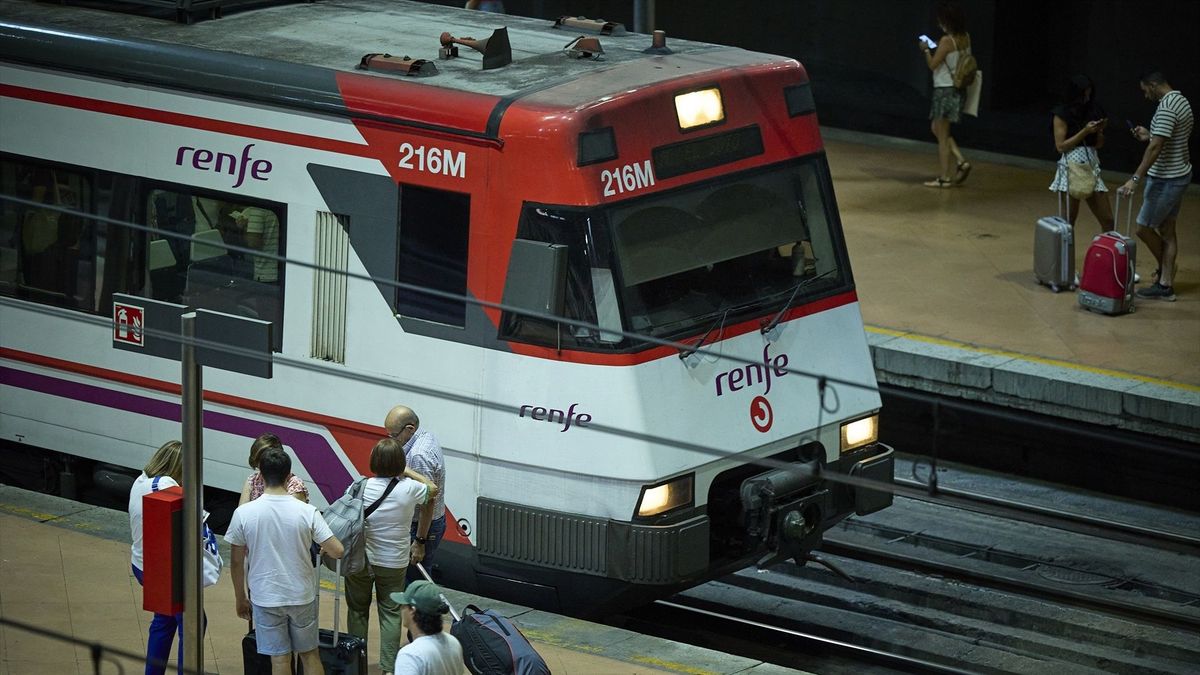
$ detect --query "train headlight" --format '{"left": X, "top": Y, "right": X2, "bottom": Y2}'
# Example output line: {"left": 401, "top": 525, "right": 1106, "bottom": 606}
{"left": 674, "top": 87, "right": 724, "bottom": 131}
{"left": 840, "top": 414, "right": 879, "bottom": 453}
{"left": 635, "top": 474, "right": 695, "bottom": 517}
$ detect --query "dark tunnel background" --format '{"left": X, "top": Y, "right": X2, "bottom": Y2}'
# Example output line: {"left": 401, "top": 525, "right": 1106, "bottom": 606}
{"left": 430, "top": 0, "right": 1199, "bottom": 180}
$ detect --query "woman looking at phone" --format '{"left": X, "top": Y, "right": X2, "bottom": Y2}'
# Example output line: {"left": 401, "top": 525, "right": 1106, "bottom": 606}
{"left": 1049, "top": 74, "right": 1114, "bottom": 237}
{"left": 919, "top": 0, "right": 972, "bottom": 188}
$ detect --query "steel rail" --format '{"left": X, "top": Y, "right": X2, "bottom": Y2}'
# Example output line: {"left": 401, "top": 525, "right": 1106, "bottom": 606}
{"left": 894, "top": 476, "right": 1200, "bottom": 556}
{"left": 820, "top": 538, "right": 1200, "bottom": 633}
{"left": 651, "top": 599, "right": 976, "bottom": 674}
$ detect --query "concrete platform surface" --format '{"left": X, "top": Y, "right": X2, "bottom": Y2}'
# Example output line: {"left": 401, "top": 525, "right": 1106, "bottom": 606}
{"left": 0, "top": 485, "right": 810, "bottom": 675}
{"left": 824, "top": 128, "right": 1200, "bottom": 442}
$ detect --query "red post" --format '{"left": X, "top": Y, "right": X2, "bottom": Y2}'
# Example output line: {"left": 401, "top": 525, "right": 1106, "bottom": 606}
{"left": 143, "top": 486, "right": 183, "bottom": 615}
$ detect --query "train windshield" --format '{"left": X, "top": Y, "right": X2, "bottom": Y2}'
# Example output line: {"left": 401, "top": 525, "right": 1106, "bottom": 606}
{"left": 608, "top": 157, "right": 847, "bottom": 340}
{"left": 501, "top": 156, "right": 848, "bottom": 350}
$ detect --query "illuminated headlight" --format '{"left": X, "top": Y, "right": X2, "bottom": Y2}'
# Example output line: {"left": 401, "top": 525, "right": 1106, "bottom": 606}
{"left": 635, "top": 474, "right": 694, "bottom": 517}
{"left": 840, "top": 414, "right": 879, "bottom": 453}
{"left": 674, "top": 88, "right": 724, "bottom": 130}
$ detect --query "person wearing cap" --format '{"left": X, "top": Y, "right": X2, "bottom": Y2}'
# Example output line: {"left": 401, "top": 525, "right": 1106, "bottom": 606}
{"left": 392, "top": 581, "right": 464, "bottom": 675}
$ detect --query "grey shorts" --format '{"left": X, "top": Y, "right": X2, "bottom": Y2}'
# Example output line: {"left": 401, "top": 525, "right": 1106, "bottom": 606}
{"left": 1138, "top": 172, "right": 1191, "bottom": 228}
{"left": 252, "top": 600, "right": 319, "bottom": 656}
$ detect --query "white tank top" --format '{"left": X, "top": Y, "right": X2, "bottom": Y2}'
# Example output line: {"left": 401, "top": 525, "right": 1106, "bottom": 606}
{"left": 933, "top": 36, "right": 968, "bottom": 88}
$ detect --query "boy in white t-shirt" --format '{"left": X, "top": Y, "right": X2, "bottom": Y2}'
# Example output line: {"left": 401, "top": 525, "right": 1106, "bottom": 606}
{"left": 226, "top": 448, "right": 344, "bottom": 675}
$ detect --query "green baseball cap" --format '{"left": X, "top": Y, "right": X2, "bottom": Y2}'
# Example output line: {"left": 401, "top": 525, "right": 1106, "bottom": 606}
{"left": 391, "top": 581, "right": 449, "bottom": 615}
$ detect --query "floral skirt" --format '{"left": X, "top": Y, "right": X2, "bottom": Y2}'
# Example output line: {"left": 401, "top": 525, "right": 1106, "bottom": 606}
{"left": 929, "top": 86, "right": 963, "bottom": 123}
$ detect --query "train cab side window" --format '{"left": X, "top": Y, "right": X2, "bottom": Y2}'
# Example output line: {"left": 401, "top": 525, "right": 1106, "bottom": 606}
{"left": 0, "top": 158, "right": 95, "bottom": 310}
{"left": 143, "top": 188, "right": 285, "bottom": 350}
{"left": 500, "top": 206, "right": 623, "bottom": 349}
{"left": 396, "top": 184, "right": 469, "bottom": 327}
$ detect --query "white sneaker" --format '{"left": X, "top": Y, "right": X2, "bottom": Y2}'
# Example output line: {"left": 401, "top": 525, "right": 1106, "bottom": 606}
{"left": 1134, "top": 272, "right": 1141, "bottom": 283}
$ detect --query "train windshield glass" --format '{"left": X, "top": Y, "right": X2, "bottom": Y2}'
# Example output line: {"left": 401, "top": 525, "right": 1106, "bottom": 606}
{"left": 608, "top": 157, "right": 846, "bottom": 340}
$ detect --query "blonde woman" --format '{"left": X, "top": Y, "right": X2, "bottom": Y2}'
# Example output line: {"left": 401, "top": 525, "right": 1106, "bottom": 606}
{"left": 128, "top": 441, "right": 194, "bottom": 675}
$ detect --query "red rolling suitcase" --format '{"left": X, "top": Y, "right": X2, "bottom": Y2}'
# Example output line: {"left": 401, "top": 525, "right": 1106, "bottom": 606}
{"left": 1078, "top": 192, "right": 1137, "bottom": 315}
{"left": 243, "top": 556, "right": 367, "bottom": 674}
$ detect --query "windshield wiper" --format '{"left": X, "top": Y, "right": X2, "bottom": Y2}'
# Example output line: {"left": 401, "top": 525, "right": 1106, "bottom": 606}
{"left": 759, "top": 269, "right": 837, "bottom": 335}
{"left": 678, "top": 307, "right": 731, "bottom": 361}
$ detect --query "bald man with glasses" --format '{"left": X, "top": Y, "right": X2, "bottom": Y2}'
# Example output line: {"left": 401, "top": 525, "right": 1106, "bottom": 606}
{"left": 384, "top": 406, "right": 447, "bottom": 584}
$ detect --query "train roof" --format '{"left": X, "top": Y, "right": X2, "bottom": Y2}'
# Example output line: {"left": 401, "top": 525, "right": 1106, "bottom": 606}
{"left": 0, "top": 0, "right": 797, "bottom": 138}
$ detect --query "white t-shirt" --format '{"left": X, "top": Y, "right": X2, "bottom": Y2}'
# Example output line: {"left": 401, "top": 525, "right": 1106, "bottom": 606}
{"left": 363, "top": 477, "right": 429, "bottom": 569}
{"left": 224, "top": 494, "right": 335, "bottom": 607}
{"left": 129, "top": 473, "right": 179, "bottom": 571}
{"left": 393, "top": 633, "right": 464, "bottom": 675}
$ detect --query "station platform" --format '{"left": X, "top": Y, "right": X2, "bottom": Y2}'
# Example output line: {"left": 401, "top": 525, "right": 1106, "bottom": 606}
{"left": 823, "top": 128, "right": 1200, "bottom": 444}
{"left": 0, "top": 485, "right": 807, "bottom": 675}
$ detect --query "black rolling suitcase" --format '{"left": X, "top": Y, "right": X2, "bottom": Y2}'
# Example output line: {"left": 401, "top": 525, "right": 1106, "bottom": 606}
{"left": 243, "top": 557, "right": 367, "bottom": 674}
{"left": 415, "top": 563, "right": 551, "bottom": 675}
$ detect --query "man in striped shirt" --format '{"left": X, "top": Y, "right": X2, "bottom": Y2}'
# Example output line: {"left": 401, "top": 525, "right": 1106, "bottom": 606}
{"left": 1119, "top": 71, "right": 1192, "bottom": 301}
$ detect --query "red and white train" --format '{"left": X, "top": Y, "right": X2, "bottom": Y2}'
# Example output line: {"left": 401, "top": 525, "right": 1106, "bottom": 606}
{"left": 0, "top": 0, "right": 892, "bottom": 614}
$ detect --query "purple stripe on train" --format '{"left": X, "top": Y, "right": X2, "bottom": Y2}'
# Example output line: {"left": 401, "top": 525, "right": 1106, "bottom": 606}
{"left": 0, "top": 366, "right": 350, "bottom": 502}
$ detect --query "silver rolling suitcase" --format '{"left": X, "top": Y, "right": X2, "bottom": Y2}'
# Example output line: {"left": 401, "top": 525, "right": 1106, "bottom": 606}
{"left": 1034, "top": 174, "right": 1076, "bottom": 292}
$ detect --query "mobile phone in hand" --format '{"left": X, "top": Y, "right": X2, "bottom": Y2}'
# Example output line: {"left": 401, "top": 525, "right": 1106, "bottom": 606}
{"left": 919, "top": 34, "right": 938, "bottom": 49}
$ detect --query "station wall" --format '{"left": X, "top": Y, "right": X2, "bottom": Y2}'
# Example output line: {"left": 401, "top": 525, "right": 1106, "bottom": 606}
{"left": 462, "top": 0, "right": 1198, "bottom": 179}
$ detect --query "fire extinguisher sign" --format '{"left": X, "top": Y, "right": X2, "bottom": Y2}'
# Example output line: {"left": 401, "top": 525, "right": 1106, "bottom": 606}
{"left": 113, "top": 302, "right": 145, "bottom": 347}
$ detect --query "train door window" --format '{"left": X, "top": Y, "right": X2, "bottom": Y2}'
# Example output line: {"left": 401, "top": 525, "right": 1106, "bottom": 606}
{"left": 500, "top": 205, "right": 623, "bottom": 349}
{"left": 143, "top": 187, "right": 285, "bottom": 350}
{"left": 396, "top": 184, "right": 469, "bottom": 326}
{"left": 0, "top": 157, "right": 95, "bottom": 311}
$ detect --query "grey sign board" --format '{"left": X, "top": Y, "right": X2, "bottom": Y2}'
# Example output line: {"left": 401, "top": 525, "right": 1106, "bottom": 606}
{"left": 111, "top": 294, "right": 188, "bottom": 361}
{"left": 194, "top": 309, "right": 273, "bottom": 379}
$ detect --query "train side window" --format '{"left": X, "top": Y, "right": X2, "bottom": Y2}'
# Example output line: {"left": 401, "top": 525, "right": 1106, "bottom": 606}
{"left": 143, "top": 187, "right": 285, "bottom": 350}
{"left": 0, "top": 157, "right": 95, "bottom": 310}
{"left": 396, "top": 184, "right": 469, "bottom": 327}
{"left": 500, "top": 206, "right": 623, "bottom": 349}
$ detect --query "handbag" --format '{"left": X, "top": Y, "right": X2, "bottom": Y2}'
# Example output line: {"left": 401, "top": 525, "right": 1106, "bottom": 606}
{"left": 963, "top": 70, "right": 983, "bottom": 117}
{"left": 201, "top": 521, "right": 223, "bottom": 587}
{"left": 1067, "top": 160, "right": 1096, "bottom": 200}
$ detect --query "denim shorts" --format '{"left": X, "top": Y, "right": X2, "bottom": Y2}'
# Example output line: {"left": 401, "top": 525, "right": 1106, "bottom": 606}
{"left": 252, "top": 600, "right": 319, "bottom": 656}
{"left": 1138, "top": 172, "right": 1191, "bottom": 228}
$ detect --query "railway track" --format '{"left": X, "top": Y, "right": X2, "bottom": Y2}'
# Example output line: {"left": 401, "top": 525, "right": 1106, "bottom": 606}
{"left": 623, "top": 459, "right": 1200, "bottom": 674}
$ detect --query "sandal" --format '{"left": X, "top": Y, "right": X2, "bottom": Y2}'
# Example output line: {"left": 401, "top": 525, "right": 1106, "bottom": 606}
{"left": 923, "top": 177, "right": 954, "bottom": 188}
{"left": 953, "top": 161, "right": 972, "bottom": 185}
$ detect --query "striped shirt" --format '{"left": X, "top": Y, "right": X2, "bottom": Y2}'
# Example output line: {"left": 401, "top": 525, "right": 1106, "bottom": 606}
{"left": 243, "top": 206, "right": 280, "bottom": 282}
{"left": 1149, "top": 90, "right": 1193, "bottom": 179}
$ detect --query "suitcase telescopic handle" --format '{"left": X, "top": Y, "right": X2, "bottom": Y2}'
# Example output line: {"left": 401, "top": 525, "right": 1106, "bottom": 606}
{"left": 1114, "top": 189, "right": 1135, "bottom": 236}
{"left": 314, "top": 550, "right": 342, "bottom": 647}
{"left": 416, "top": 562, "right": 461, "bottom": 622}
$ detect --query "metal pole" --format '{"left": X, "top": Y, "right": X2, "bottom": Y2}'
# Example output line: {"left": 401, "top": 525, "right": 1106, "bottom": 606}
{"left": 181, "top": 312, "right": 204, "bottom": 675}
{"left": 634, "top": 0, "right": 656, "bottom": 33}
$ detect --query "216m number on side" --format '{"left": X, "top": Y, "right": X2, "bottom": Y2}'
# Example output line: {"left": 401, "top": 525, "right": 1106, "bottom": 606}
{"left": 601, "top": 161, "right": 655, "bottom": 197}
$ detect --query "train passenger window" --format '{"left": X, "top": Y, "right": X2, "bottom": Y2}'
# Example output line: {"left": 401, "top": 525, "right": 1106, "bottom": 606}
{"left": 500, "top": 206, "right": 622, "bottom": 348}
{"left": 608, "top": 158, "right": 847, "bottom": 341}
{"left": 396, "top": 184, "right": 469, "bottom": 327}
{"left": 0, "top": 158, "right": 95, "bottom": 310}
{"left": 142, "top": 188, "right": 285, "bottom": 350}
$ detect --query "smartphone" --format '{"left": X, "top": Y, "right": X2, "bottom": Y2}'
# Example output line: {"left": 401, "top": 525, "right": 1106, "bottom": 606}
{"left": 919, "top": 34, "right": 938, "bottom": 49}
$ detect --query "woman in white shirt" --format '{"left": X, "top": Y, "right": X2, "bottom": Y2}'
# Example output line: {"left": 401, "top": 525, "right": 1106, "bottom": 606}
{"left": 345, "top": 438, "right": 433, "bottom": 675}
{"left": 919, "top": 0, "right": 973, "bottom": 187}
{"left": 128, "top": 441, "right": 185, "bottom": 675}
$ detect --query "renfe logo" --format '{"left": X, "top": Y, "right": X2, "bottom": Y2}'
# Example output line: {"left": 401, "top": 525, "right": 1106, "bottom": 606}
{"left": 715, "top": 344, "right": 790, "bottom": 397}
{"left": 518, "top": 403, "right": 592, "bottom": 432}
{"left": 176, "top": 143, "right": 272, "bottom": 189}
